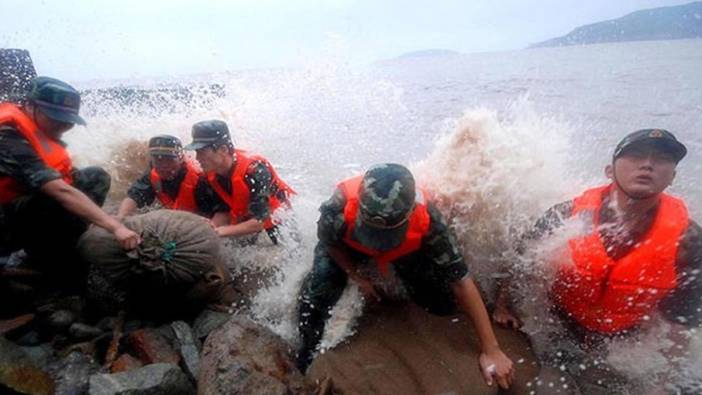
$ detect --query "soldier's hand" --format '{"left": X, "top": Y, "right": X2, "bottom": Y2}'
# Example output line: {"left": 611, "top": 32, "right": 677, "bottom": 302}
{"left": 492, "top": 303, "right": 522, "bottom": 330}
{"left": 356, "top": 278, "right": 382, "bottom": 302}
{"left": 113, "top": 225, "right": 141, "bottom": 250}
{"left": 479, "top": 348, "right": 514, "bottom": 389}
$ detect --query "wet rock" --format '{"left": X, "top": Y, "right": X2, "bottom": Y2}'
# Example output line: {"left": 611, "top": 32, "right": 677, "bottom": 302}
{"left": 69, "top": 323, "right": 104, "bottom": 341}
{"left": 171, "top": 321, "right": 200, "bottom": 381}
{"left": 89, "top": 363, "right": 194, "bottom": 395}
{"left": 49, "top": 351, "right": 100, "bottom": 395}
{"left": 19, "top": 344, "right": 55, "bottom": 370}
{"left": 46, "top": 310, "right": 77, "bottom": 332}
{"left": 123, "top": 320, "right": 142, "bottom": 334}
{"left": 0, "top": 336, "right": 55, "bottom": 395}
{"left": 15, "top": 330, "right": 42, "bottom": 346}
{"left": 192, "top": 309, "right": 230, "bottom": 341}
{"left": 126, "top": 328, "right": 180, "bottom": 365}
{"left": 0, "top": 313, "right": 34, "bottom": 336}
{"left": 198, "top": 316, "right": 306, "bottom": 395}
{"left": 307, "top": 304, "right": 539, "bottom": 395}
{"left": 96, "top": 316, "right": 118, "bottom": 332}
{"left": 110, "top": 354, "right": 143, "bottom": 373}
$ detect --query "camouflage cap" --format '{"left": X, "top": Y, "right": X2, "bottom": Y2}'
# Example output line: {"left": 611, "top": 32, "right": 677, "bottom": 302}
{"left": 148, "top": 134, "right": 183, "bottom": 158}
{"left": 27, "top": 76, "right": 85, "bottom": 125}
{"left": 613, "top": 129, "right": 686, "bottom": 163}
{"left": 353, "top": 163, "right": 417, "bottom": 252}
{"left": 185, "top": 120, "right": 232, "bottom": 150}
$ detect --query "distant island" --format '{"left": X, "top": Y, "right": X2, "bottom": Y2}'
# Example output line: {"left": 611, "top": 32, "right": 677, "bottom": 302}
{"left": 531, "top": 1, "right": 702, "bottom": 48}
{"left": 395, "top": 49, "right": 460, "bottom": 59}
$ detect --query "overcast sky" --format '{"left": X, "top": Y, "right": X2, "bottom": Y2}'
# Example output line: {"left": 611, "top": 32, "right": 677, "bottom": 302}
{"left": 0, "top": 0, "right": 691, "bottom": 81}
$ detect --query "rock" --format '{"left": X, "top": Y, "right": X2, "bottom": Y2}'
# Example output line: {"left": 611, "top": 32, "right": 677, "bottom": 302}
{"left": 96, "top": 316, "right": 118, "bottom": 332}
{"left": 48, "top": 351, "right": 100, "bottom": 395}
{"left": 126, "top": 328, "right": 180, "bottom": 365}
{"left": 89, "top": 363, "right": 194, "bottom": 395}
{"left": 198, "top": 316, "right": 306, "bottom": 395}
{"left": 123, "top": 320, "right": 142, "bottom": 334}
{"left": 0, "top": 336, "right": 55, "bottom": 395}
{"left": 19, "top": 344, "right": 55, "bottom": 370}
{"left": 307, "top": 303, "right": 540, "bottom": 395}
{"left": 46, "top": 310, "right": 77, "bottom": 332}
{"left": 15, "top": 330, "right": 42, "bottom": 346}
{"left": 69, "top": 323, "right": 104, "bottom": 341}
{"left": 171, "top": 321, "right": 200, "bottom": 381}
{"left": 0, "top": 313, "right": 34, "bottom": 336}
{"left": 192, "top": 309, "right": 230, "bottom": 341}
{"left": 110, "top": 354, "right": 143, "bottom": 373}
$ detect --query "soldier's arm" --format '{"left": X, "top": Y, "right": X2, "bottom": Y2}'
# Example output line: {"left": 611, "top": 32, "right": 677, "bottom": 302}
{"left": 40, "top": 179, "right": 140, "bottom": 249}
{"left": 215, "top": 162, "right": 273, "bottom": 238}
{"left": 0, "top": 128, "right": 62, "bottom": 192}
{"left": 659, "top": 221, "right": 702, "bottom": 328}
{"left": 116, "top": 171, "right": 155, "bottom": 220}
{"left": 493, "top": 200, "right": 573, "bottom": 328}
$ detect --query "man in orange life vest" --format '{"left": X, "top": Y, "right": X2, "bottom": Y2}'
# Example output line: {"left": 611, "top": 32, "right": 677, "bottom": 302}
{"left": 185, "top": 120, "right": 294, "bottom": 244}
{"left": 0, "top": 77, "right": 140, "bottom": 278}
{"left": 493, "top": 129, "right": 701, "bottom": 393}
{"left": 296, "top": 163, "right": 515, "bottom": 389}
{"left": 116, "top": 135, "right": 224, "bottom": 219}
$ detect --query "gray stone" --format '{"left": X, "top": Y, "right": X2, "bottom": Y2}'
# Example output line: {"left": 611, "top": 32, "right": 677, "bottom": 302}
{"left": 19, "top": 343, "right": 54, "bottom": 369}
{"left": 191, "top": 309, "right": 230, "bottom": 341}
{"left": 89, "top": 363, "right": 194, "bottom": 395}
{"left": 0, "top": 336, "right": 55, "bottom": 394}
{"left": 197, "top": 316, "right": 306, "bottom": 395}
{"left": 171, "top": 321, "right": 200, "bottom": 381}
{"left": 49, "top": 351, "right": 100, "bottom": 395}
{"left": 97, "top": 316, "right": 118, "bottom": 332}
{"left": 70, "top": 323, "right": 104, "bottom": 340}
{"left": 47, "top": 310, "right": 77, "bottom": 331}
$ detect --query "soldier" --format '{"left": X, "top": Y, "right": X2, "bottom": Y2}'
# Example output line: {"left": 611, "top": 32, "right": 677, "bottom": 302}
{"left": 0, "top": 76, "right": 139, "bottom": 280}
{"left": 185, "top": 120, "right": 295, "bottom": 244}
{"left": 116, "top": 135, "right": 224, "bottom": 219}
{"left": 296, "top": 163, "right": 514, "bottom": 389}
{"left": 493, "top": 129, "right": 702, "bottom": 393}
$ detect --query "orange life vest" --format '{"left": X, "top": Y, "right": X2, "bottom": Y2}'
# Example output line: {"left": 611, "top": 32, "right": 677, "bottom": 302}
{"left": 149, "top": 160, "right": 201, "bottom": 212}
{"left": 551, "top": 184, "right": 688, "bottom": 333}
{"left": 207, "top": 149, "right": 294, "bottom": 230}
{"left": 0, "top": 103, "right": 73, "bottom": 205}
{"left": 339, "top": 175, "right": 432, "bottom": 277}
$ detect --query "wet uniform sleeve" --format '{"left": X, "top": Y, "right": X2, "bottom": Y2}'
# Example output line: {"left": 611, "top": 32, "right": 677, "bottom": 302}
{"left": 0, "top": 127, "right": 62, "bottom": 191}
{"left": 316, "top": 187, "right": 348, "bottom": 246}
{"left": 194, "top": 176, "right": 229, "bottom": 217}
{"left": 421, "top": 203, "right": 469, "bottom": 283}
{"left": 125, "top": 170, "right": 156, "bottom": 208}
{"left": 659, "top": 221, "right": 702, "bottom": 328}
{"left": 243, "top": 160, "right": 274, "bottom": 221}
{"left": 517, "top": 200, "right": 573, "bottom": 254}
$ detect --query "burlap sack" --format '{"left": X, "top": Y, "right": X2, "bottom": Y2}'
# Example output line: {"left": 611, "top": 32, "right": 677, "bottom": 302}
{"left": 78, "top": 210, "right": 234, "bottom": 316}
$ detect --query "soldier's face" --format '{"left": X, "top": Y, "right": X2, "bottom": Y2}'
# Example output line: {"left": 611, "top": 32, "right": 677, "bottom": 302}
{"left": 196, "top": 145, "right": 229, "bottom": 173}
{"left": 152, "top": 155, "right": 183, "bottom": 180}
{"left": 607, "top": 142, "right": 677, "bottom": 199}
{"left": 35, "top": 109, "right": 74, "bottom": 137}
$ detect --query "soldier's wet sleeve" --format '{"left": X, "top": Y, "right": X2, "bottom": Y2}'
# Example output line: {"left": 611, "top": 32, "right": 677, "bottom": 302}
{"left": 194, "top": 176, "right": 228, "bottom": 217}
{"left": 316, "top": 188, "right": 348, "bottom": 246}
{"left": 0, "top": 127, "right": 62, "bottom": 191}
{"left": 659, "top": 221, "right": 702, "bottom": 327}
{"left": 423, "top": 203, "right": 469, "bottom": 283}
{"left": 516, "top": 200, "right": 573, "bottom": 254}
{"left": 125, "top": 170, "right": 156, "bottom": 208}
{"left": 243, "top": 161, "right": 273, "bottom": 221}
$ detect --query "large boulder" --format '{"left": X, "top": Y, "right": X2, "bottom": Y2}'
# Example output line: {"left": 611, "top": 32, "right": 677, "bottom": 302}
{"left": 89, "top": 363, "right": 193, "bottom": 395}
{"left": 0, "top": 336, "right": 54, "bottom": 395}
{"left": 198, "top": 316, "right": 307, "bottom": 395}
{"left": 307, "top": 303, "right": 539, "bottom": 395}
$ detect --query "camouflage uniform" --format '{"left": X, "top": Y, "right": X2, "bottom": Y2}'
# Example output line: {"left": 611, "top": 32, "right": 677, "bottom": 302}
{"left": 297, "top": 164, "right": 469, "bottom": 370}
{"left": 0, "top": 77, "right": 109, "bottom": 287}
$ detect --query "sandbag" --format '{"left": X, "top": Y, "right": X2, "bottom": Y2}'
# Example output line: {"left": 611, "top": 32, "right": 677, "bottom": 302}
{"left": 78, "top": 210, "right": 235, "bottom": 317}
